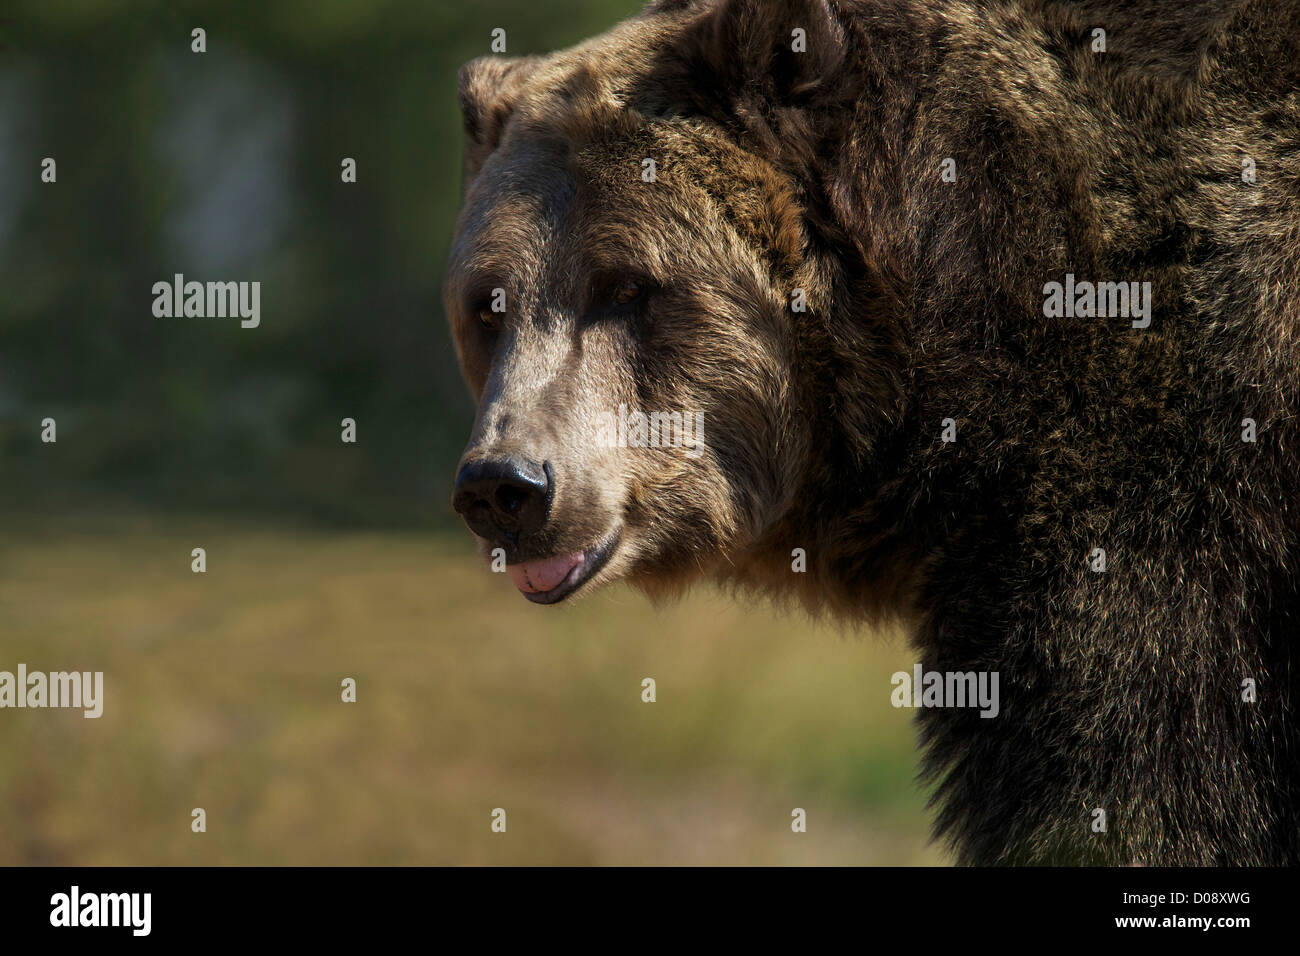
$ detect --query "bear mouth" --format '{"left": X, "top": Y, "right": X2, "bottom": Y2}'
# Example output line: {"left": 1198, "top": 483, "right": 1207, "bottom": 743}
{"left": 505, "top": 529, "right": 622, "bottom": 605}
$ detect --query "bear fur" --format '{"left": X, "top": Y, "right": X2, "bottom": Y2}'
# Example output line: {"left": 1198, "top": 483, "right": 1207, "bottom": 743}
{"left": 445, "top": 0, "right": 1300, "bottom": 864}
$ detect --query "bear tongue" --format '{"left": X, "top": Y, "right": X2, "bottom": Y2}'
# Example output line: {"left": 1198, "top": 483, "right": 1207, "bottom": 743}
{"left": 507, "top": 552, "right": 584, "bottom": 594}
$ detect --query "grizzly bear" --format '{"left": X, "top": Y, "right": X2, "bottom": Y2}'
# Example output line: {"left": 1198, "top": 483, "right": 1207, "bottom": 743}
{"left": 443, "top": 0, "right": 1300, "bottom": 865}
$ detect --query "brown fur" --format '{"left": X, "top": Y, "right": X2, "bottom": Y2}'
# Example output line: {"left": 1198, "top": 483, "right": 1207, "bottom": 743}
{"left": 445, "top": 0, "right": 1300, "bottom": 865}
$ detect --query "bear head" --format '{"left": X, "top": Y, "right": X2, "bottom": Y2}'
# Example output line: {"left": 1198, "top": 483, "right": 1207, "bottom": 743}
{"left": 444, "top": 0, "right": 903, "bottom": 605}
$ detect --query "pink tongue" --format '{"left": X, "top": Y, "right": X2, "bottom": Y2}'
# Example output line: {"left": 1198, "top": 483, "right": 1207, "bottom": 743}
{"left": 507, "top": 552, "right": 584, "bottom": 594}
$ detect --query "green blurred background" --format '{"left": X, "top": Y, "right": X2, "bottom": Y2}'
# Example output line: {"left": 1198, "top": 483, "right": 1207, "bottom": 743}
{"left": 0, "top": 0, "right": 941, "bottom": 864}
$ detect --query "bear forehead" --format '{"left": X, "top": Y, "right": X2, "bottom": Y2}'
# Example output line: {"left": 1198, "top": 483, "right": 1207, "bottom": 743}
{"left": 462, "top": 115, "right": 804, "bottom": 292}
{"left": 509, "top": 14, "right": 683, "bottom": 127}
{"left": 457, "top": 9, "right": 807, "bottom": 283}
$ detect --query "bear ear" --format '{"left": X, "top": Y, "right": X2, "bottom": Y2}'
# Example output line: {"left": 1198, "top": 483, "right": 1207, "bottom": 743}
{"left": 683, "top": 0, "right": 845, "bottom": 109}
{"left": 457, "top": 55, "right": 545, "bottom": 183}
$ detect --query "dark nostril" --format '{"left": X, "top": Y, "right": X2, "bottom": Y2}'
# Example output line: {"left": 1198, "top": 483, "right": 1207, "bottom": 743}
{"left": 495, "top": 484, "right": 528, "bottom": 515}
{"left": 452, "top": 456, "right": 553, "bottom": 536}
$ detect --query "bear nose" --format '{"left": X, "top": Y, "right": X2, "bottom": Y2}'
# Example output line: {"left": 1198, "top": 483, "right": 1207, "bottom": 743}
{"left": 452, "top": 457, "right": 553, "bottom": 538}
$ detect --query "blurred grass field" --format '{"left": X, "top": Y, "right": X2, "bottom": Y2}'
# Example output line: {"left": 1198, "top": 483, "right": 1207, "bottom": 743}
{"left": 0, "top": 515, "right": 945, "bottom": 865}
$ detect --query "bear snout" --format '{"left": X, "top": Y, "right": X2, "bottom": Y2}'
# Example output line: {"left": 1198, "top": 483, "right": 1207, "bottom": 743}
{"left": 451, "top": 455, "right": 554, "bottom": 542}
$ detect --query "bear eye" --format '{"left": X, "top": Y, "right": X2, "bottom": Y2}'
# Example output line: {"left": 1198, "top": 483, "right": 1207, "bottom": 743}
{"left": 588, "top": 274, "right": 654, "bottom": 316}
{"left": 475, "top": 303, "right": 501, "bottom": 333}
{"left": 611, "top": 281, "right": 644, "bottom": 306}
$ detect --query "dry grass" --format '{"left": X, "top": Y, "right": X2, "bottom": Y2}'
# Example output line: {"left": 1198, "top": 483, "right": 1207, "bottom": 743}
{"left": 0, "top": 515, "right": 945, "bottom": 865}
